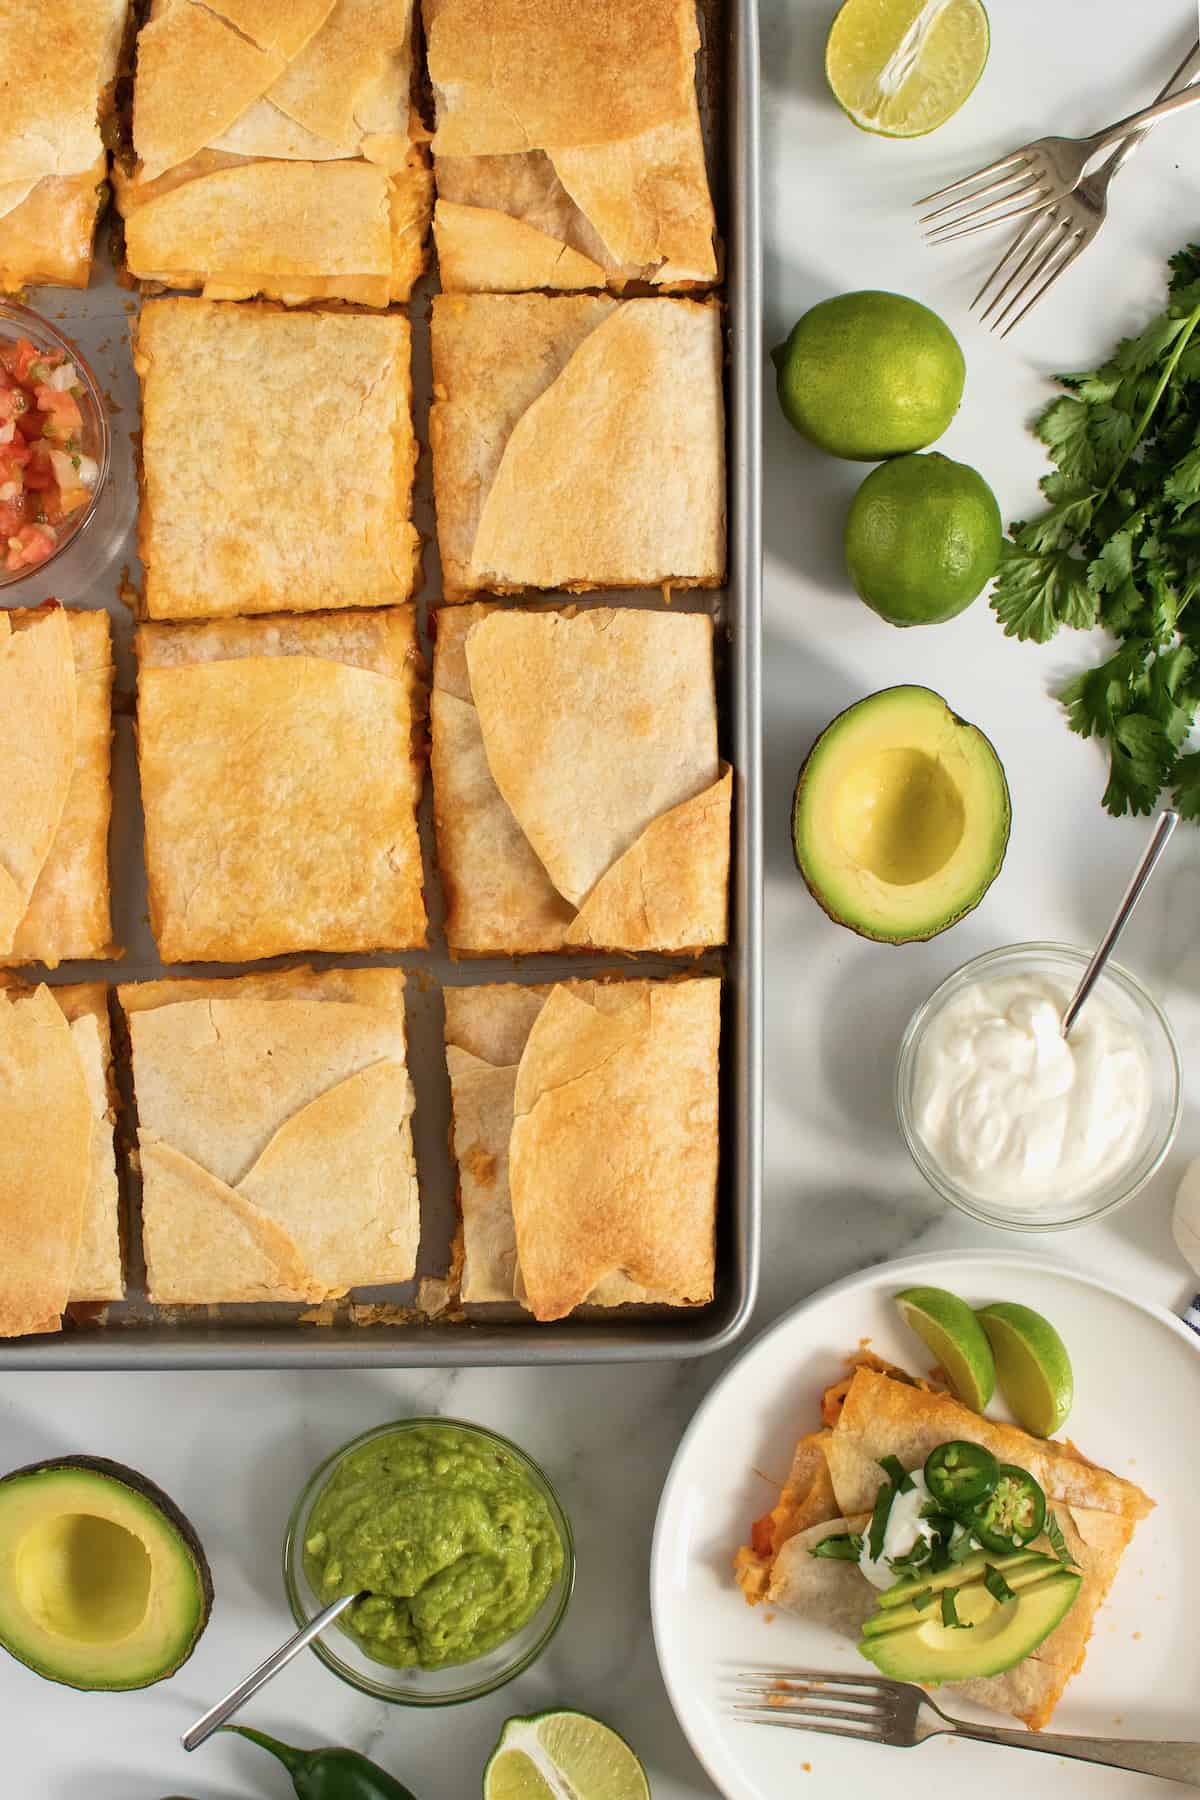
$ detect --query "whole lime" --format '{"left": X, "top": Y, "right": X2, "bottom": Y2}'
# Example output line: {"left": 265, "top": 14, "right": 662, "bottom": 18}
{"left": 845, "top": 452, "right": 1001, "bottom": 625}
{"left": 774, "top": 291, "right": 965, "bottom": 461}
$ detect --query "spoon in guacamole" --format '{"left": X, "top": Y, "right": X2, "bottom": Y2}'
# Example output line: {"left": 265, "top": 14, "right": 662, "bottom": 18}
{"left": 181, "top": 1590, "right": 363, "bottom": 1751}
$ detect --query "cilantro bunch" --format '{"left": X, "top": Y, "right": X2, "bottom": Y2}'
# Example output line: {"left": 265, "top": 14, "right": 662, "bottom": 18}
{"left": 991, "top": 245, "right": 1200, "bottom": 818}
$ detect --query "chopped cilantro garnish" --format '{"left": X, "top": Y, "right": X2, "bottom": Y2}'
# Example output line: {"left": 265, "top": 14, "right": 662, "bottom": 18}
{"left": 941, "top": 1587, "right": 972, "bottom": 1630}
{"left": 809, "top": 1532, "right": 863, "bottom": 1562}
{"left": 878, "top": 1455, "right": 914, "bottom": 1494}
{"left": 868, "top": 1479, "right": 895, "bottom": 1563}
{"left": 1045, "top": 1512, "right": 1081, "bottom": 1569}
{"left": 984, "top": 1564, "right": 1016, "bottom": 1603}
{"left": 911, "top": 1586, "right": 935, "bottom": 1612}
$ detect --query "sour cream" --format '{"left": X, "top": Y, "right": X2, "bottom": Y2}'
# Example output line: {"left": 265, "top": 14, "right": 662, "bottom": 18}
{"left": 911, "top": 974, "right": 1152, "bottom": 1209}
{"left": 859, "top": 1470, "right": 936, "bottom": 1591}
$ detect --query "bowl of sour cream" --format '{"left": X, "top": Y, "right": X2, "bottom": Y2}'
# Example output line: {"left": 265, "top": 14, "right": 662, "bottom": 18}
{"left": 896, "top": 942, "right": 1182, "bottom": 1231}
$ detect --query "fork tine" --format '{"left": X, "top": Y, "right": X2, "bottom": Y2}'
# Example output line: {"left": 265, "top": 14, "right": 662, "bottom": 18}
{"left": 980, "top": 212, "right": 1071, "bottom": 325}
{"left": 734, "top": 1696, "right": 887, "bottom": 1724}
{"left": 733, "top": 1685, "right": 889, "bottom": 1711}
{"left": 970, "top": 206, "right": 1048, "bottom": 309}
{"left": 997, "top": 231, "right": 1088, "bottom": 336}
{"left": 918, "top": 164, "right": 1036, "bottom": 225}
{"left": 915, "top": 150, "right": 1027, "bottom": 207}
{"left": 924, "top": 185, "right": 1050, "bottom": 243}
{"left": 732, "top": 1712, "right": 888, "bottom": 1745}
{"left": 974, "top": 208, "right": 1063, "bottom": 316}
{"left": 732, "top": 1669, "right": 898, "bottom": 1689}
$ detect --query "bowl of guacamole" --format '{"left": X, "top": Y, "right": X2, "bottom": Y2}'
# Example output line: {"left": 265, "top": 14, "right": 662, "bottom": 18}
{"left": 284, "top": 1418, "right": 574, "bottom": 1704}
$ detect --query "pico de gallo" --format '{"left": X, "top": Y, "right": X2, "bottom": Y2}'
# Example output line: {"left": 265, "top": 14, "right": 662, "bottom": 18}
{"left": 0, "top": 335, "right": 101, "bottom": 575}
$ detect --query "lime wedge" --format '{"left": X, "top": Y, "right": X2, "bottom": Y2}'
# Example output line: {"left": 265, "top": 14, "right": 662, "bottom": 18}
{"left": 977, "top": 1302, "right": 1073, "bottom": 1437}
{"left": 895, "top": 1285, "right": 996, "bottom": 1410}
{"left": 825, "top": 0, "right": 990, "bottom": 139}
{"left": 484, "top": 1711, "right": 650, "bottom": 1800}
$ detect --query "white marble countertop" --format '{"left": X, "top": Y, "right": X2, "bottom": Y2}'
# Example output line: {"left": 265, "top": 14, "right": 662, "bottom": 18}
{"left": 8, "top": 2, "right": 1200, "bottom": 1796}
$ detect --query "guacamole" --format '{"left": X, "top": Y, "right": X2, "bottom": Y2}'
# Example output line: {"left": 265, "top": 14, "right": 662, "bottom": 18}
{"left": 302, "top": 1423, "right": 564, "bottom": 1670}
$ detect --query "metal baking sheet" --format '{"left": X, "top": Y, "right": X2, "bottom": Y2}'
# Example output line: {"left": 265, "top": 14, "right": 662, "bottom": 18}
{"left": 6, "top": 0, "right": 762, "bottom": 1368}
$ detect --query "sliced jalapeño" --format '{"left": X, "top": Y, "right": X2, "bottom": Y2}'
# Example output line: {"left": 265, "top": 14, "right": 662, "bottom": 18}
{"left": 966, "top": 1464, "right": 1047, "bottom": 1554}
{"left": 923, "top": 1440, "right": 999, "bottom": 1511}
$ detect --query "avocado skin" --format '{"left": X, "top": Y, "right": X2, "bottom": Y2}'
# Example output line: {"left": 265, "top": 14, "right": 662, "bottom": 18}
{"left": 790, "top": 685, "right": 1011, "bottom": 946}
{"left": 859, "top": 1568, "right": 1081, "bottom": 1684}
{"left": 0, "top": 1454, "right": 213, "bottom": 1691}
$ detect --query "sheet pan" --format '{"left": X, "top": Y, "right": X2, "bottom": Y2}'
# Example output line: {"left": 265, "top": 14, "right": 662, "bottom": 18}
{"left": 4, "top": 0, "right": 762, "bottom": 1368}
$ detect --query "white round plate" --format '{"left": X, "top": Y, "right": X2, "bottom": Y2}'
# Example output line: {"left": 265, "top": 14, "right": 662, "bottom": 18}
{"left": 651, "top": 1249, "right": 1200, "bottom": 1800}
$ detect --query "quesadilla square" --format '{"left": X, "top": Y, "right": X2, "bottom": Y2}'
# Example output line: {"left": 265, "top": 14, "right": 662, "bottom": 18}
{"left": 0, "top": 605, "right": 116, "bottom": 969}
{"left": 430, "top": 293, "right": 725, "bottom": 601}
{"left": 0, "top": 0, "right": 129, "bottom": 291}
{"left": 425, "top": 0, "right": 718, "bottom": 294}
{"left": 444, "top": 977, "right": 720, "bottom": 1321}
{"left": 119, "top": 964, "right": 420, "bottom": 1306}
{"left": 135, "top": 607, "right": 426, "bottom": 962}
{"left": 737, "top": 1362, "right": 1154, "bottom": 1731}
{"left": 431, "top": 605, "right": 730, "bottom": 954}
{"left": 135, "top": 301, "right": 420, "bottom": 619}
{"left": 0, "top": 977, "right": 122, "bottom": 1339}
{"left": 117, "top": 0, "right": 432, "bottom": 306}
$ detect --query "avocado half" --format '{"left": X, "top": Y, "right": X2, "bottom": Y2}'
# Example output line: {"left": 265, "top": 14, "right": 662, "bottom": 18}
{"left": 0, "top": 1455, "right": 212, "bottom": 1691}
{"left": 792, "top": 686, "right": 1010, "bottom": 944}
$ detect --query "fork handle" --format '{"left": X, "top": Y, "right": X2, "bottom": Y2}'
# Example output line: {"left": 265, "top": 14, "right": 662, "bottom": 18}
{"left": 944, "top": 1722, "right": 1200, "bottom": 1786}
{"left": 1083, "top": 81, "right": 1200, "bottom": 159}
{"left": 1106, "top": 38, "right": 1200, "bottom": 177}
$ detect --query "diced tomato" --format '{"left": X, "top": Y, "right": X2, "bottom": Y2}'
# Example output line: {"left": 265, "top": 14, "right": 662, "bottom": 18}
{"left": 22, "top": 440, "right": 54, "bottom": 491}
{"left": 0, "top": 499, "right": 25, "bottom": 539}
{"left": 5, "top": 523, "right": 56, "bottom": 572}
{"left": 0, "top": 338, "right": 49, "bottom": 385}
{"left": 0, "top": 442, "right": 30, "bottom": 486}
{"left": 35, "top": 384, "right": 82, "bottom": 444}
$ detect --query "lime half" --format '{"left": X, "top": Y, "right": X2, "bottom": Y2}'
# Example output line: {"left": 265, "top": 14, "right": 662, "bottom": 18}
{"left": 895, "top": 1285, "right": 996, "bottom": 1410}
{"left": 484, "top": 1711, "right": 650, "bottom": 1800}
{"left": 977, "top": 1302, "right": 1074, "bottom": 1437}
{"left": 826, "top": 0, "right": 990, "bottom": 138}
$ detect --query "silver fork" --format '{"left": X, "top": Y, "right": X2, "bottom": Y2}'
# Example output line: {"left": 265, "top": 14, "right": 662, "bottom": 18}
{"left": 971, "top": 40, "right": 1200, "bottom": 335}
{"left": 917, "top": 62, "right": 1200, "bottom": 244}
{"left": 732, "top": 1669, "right": 1200, "bottom": 1784}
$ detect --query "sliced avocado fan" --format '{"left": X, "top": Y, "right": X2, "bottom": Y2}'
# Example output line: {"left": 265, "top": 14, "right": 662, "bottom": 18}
{"left": 859, "top": 1553, "right": 1080, "bottom": 1684}
{"left": 0, "top": 1455, "right": 212, "bottom": 1691}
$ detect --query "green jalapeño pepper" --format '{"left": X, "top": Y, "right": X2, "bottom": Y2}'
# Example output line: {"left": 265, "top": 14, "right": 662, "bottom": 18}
{"left": 923, "top": 1441, "right": 999, "bottom": 1511}
{"left": 966, "top": 1464, "right": 1046, "bottom": 1554}
{"left": 226, "top": 1726, "right": 419, "bottom": 1800}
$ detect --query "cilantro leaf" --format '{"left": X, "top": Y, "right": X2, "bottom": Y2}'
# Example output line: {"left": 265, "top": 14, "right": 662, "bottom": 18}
{"left": 809, "top": 1533, "right": 862, "bottom": 1562}
{"left": 991, "top": 542, "right": 1096, "bottom": 642}
{"left": 1086, "top": 527, "right": 1135, "bottom": 596}
{"left": 941, "top": 1587, "right": 972, "bottom": 1630}
{"left": 1103, "top": 713, "right": 1176, "bottom": 817}
{"left": 1045, "top": 1512, "right": 1081, "bottom": 1569}
{"left": 1036, "top": 395, "right": 1098, "bottom": 484}
{"left": 1172, "top": 751, "right": 1200, "bottom": 821}
{"left": 1060, "top": 639, "right": 1147, "bottom": 740}
{"left": 1144, "top": 643, "right": 1196, "bottom": 749}
{"left": 1169, "top": 243, "right": 1200, "bottom": 294}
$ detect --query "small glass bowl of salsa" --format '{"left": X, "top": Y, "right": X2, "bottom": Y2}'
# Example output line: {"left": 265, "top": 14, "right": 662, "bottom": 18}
{"left": 0, "top": 301, "right": 110, "bottom": 589}
{"left": 283, "top": 1417, "right": 575, "bottom": 1705}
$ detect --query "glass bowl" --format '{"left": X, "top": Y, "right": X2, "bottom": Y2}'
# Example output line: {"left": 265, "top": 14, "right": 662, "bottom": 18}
{"left": 0, "top": 300, "right": 111, "bottom": 591}
{"left": 283, "top": 1417, "right": 575, "bottom": 1706}
{"left": 896, "top": 941, "right": 1182, "bottom": 1231}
